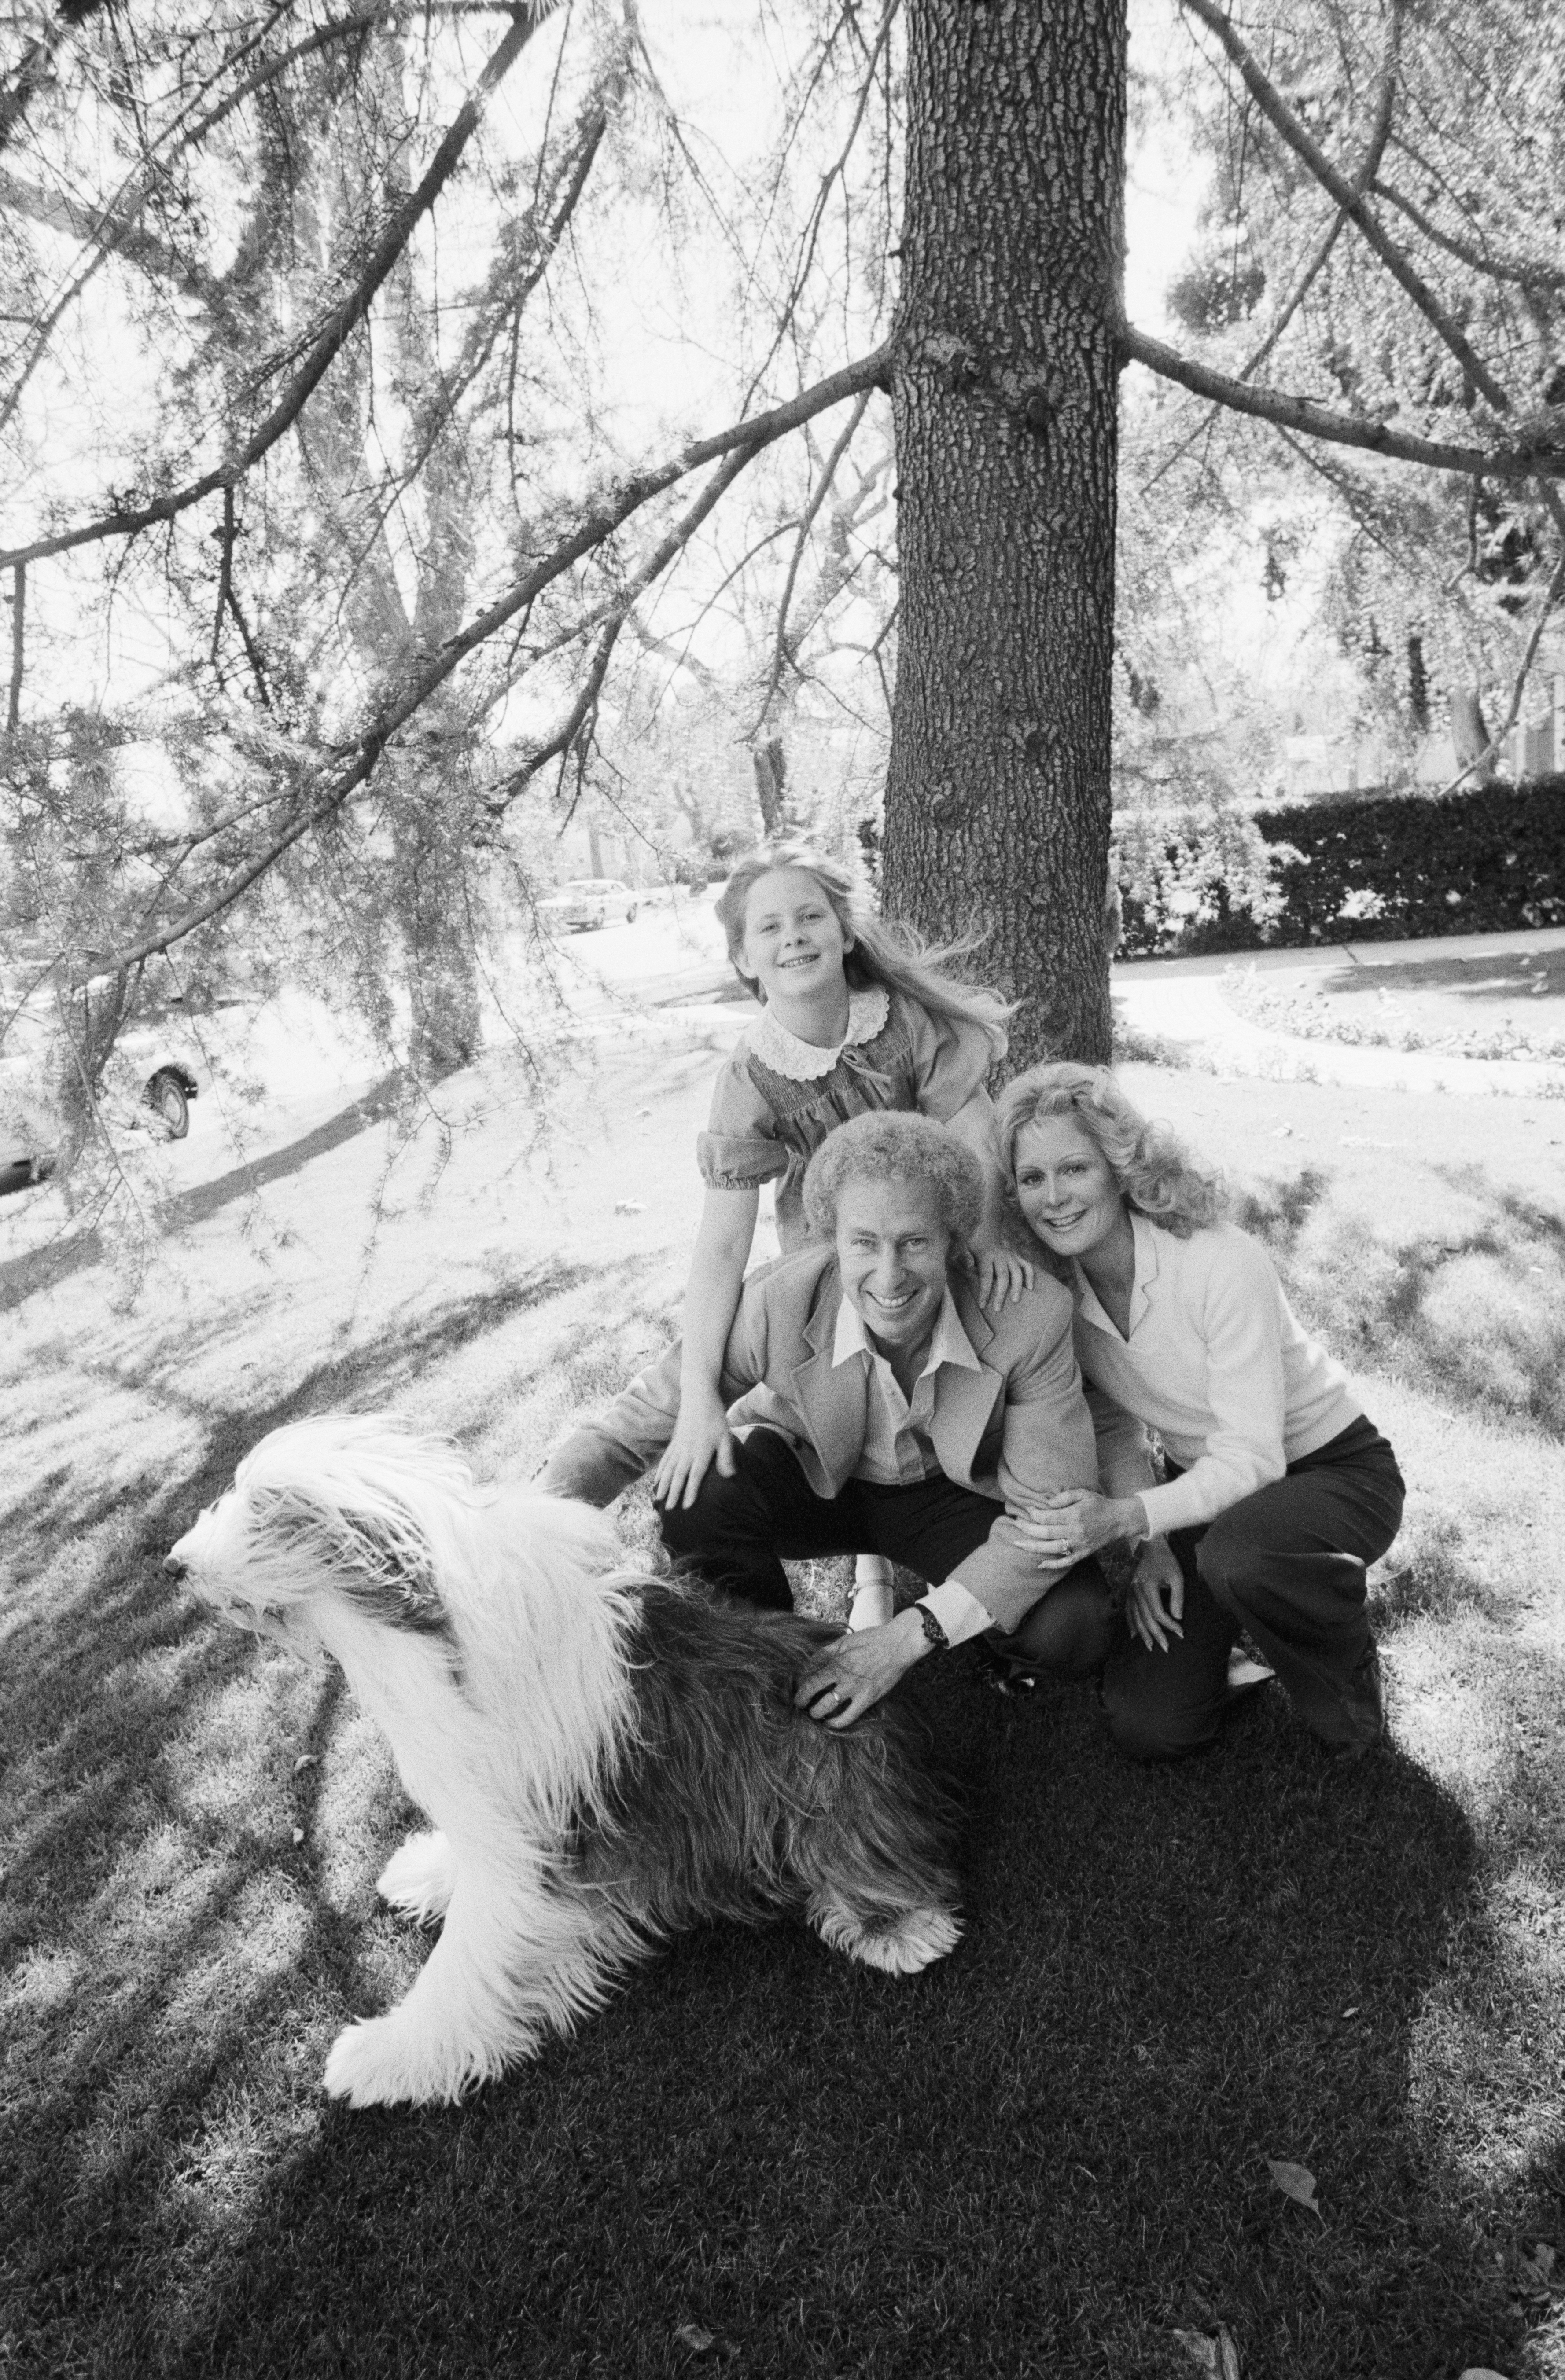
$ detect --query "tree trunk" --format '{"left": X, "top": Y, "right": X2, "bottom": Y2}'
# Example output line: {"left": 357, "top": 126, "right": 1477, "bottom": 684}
{"left": 1449, "top": 683, "right": 1497, "bottom": 784}
{"left": 883, "top": 0, "right": 1126, "bottom": 1071}
{"left": 752, "top": 737, "right": 787, "bottom": 837}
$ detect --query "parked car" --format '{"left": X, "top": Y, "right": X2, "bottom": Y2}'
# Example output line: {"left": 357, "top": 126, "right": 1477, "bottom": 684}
{"left": 0, "top": 1001, "right": 201, "bottom": 1197}
{"left": 537, "top": 878, "right": 639, "bottom": 931}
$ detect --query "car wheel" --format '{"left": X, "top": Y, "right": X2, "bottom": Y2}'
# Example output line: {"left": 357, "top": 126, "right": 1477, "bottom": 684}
{"left": 147, "top": 1069, "right": 191, "bottom": 1138}
{"left": 625, "top": 902, "right": 638, "bottom": 923}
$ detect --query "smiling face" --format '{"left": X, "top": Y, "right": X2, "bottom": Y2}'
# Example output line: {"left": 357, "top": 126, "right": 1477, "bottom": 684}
{"left": 1011, "top": 1113, "right": 1126, "bottom": 1262}
{"left": 834, "top": 1174, "right": 952, "bottom": 1359}
{"left": 736, "top": 867, "right": 853, "bottom": 1010}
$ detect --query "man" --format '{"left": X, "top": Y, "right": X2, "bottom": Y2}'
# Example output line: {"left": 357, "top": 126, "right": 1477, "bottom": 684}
{"left": 543, "top": 1111, "right": 1112, "bottom": 1728}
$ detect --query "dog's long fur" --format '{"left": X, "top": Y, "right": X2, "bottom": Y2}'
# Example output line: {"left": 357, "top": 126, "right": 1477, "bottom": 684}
{"left": 167, "top": 1415, "right": 962, "bottom": 2107}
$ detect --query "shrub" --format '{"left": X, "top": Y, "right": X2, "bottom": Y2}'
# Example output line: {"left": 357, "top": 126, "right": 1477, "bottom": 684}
{"left": 1116, "top": 776, "right": 1565, "bottom": 957}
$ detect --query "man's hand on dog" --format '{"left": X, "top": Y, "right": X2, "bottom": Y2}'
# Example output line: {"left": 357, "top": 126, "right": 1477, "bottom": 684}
{"left": 796, "top": 1609, "right": 930, "bottom": 1730}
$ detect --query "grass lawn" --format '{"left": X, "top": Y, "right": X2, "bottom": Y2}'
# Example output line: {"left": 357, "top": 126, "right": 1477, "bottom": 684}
{"left": 4, "top": 1018, "right": 1565, "bottom": 2379}
{"left": 1215, "top": 942, "right": 1565, "bottom": 1065}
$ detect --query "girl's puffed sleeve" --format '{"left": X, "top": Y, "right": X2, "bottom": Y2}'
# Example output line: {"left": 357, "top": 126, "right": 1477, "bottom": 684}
{"left": 696, "top": 1052, "right": 789, "bottom": 1191}
{"left": 901, "top": 994, "right": 1005, "bottom": 1121}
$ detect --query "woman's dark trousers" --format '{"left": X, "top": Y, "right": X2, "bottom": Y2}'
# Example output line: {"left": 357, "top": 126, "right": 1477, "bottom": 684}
{"left": 1101, "top": 1417, "right": 1404, "bottom": 1759}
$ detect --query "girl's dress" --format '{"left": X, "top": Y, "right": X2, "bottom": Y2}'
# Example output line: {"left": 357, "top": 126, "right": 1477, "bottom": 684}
{"left": 697, "top": 984, "right": 1002, "bottom": 1250}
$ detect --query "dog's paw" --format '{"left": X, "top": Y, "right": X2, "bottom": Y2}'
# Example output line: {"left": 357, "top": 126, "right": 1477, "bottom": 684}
{"left": 323, "top": 2014, "right": 468, "bottom": 2108}
{"left": 377, "top": 1831, "right": 457, "bottom": 1923}
{"left": 813, "top": 1896, "right": 961, "bottom": 1975}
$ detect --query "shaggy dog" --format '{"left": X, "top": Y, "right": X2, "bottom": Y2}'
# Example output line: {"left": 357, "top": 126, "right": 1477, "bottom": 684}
{"left": 166, "top": 1415, "right": 962, "bottom": 2108}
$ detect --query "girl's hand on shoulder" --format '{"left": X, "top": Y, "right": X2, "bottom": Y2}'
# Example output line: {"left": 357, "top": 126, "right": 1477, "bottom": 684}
{"left": 1127, "top": 1537, "right": 1185, "bottom": 1653}
{"left": 965, "top": 1236, "right": 1034, "bottom": 1309}
{"left": 653, "top": 1389, "right": 737, "bottom": 1510}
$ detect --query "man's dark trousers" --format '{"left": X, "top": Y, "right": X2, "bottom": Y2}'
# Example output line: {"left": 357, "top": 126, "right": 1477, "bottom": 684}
{"left": 658, "top": 1425, "right": 1109, "bottom": 1671}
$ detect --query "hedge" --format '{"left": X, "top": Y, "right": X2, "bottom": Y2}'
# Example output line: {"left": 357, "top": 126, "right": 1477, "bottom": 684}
{"left": 1117, "top": 776, "right": 1565, "bottom": 959}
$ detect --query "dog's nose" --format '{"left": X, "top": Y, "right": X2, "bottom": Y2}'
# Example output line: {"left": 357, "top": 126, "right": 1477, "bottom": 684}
{"left": 164, "top": 1554, "right": 187, "bottom": 1579}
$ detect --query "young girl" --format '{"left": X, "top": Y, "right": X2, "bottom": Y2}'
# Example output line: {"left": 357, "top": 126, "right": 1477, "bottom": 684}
{"left": 653, "top": 840, "right": 1030, "bottom": 1629}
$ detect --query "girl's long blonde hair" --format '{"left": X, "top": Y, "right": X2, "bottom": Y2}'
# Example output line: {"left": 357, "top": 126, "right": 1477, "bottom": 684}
{"left": 713, "top": 840, "right": 1012, "bottom": 1056}
{"left": 996, "top": 1061, "right": 1227, "bottom": 1240}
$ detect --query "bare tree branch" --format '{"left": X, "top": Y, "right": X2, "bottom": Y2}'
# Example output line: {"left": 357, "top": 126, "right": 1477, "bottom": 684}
{"left": 495, "top": 440, "right": 763, "bottom": 801}
{"left": 1120, "top": 321, "right": 1562, "bottom": 478}
{"left": 752, "top": 386, "right": 873, "bottom": 732}
{"left": 1436, "top": 525, "right": 1565, "bottom": 795}
{"left": 0, "top": 0, "right": 103, "bottom": 153}
{"left": 6, "top": 561, "right": 22, "bottom": 731}
{"left": 1371, "top": 172, "right": 1565, "bottom": 297}
{"left": 72, "top": 342, "right": 892, "bottom": 984}
{"left": 0, "top": 167, "right": 223, "bottom": 306}
{"left": 0, "top": 2, "right": 558, "bottom": 570}
{"left": 1177, "top": 0, "right": 1514, "bottom": 418}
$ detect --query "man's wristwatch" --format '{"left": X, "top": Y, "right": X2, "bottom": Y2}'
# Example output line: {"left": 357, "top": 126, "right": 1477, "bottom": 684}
{"left": 915, "top": 1603, "right": 949, "bottom": 1651}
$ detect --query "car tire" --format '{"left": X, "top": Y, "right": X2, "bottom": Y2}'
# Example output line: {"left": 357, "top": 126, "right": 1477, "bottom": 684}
{"left": 147, "top": 1069, "right": 191, "bottom": 1138}
{"left": 625, "top": 902, "right": 638, "bottom": 923}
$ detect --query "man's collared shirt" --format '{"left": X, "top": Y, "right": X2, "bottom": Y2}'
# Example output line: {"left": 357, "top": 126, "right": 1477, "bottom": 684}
{"left": 832, "top": 1284, "right": 983, "bottom": 1484}
{"left": 831, "top": 1285, "right": 994, "bottom": 1644}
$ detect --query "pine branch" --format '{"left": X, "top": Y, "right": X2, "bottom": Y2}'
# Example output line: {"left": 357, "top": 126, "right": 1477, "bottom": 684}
{"left": 6, "top": 562, "right": 22, "bottom": 731}
{"left": 1371, "top": 173, "right": 1565, "bottom": 296}
{"left": 1436, "top": 529, "right": 1565, "bottom": 796}
{"left": 1139, "top": 11, "right": 1403, "bottom": 502}
{"left": 752, "top": 386, "right": 873, "bottom": 733}
{"left": 1120, "top": 322, "right": 1561, "bottom": 479}
{"left": 70, "top": 342, "right": 892, "bottom": 984}
{"left": 1177, "top": 0, "right": 1514, "bottom": 417}
{"left": 0, "top": 3, "right": 557, "bottom": 571}
{"left": 495, "top": 441, "right": 764, "bottom": 800}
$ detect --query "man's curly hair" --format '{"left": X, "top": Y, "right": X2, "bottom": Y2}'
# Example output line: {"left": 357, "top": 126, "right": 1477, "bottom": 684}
{"left": 801, "top": 1111, "right": 983, "bottom": 1241}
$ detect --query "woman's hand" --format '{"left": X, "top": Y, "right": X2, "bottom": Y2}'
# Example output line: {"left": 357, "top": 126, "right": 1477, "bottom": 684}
{"left": 964, "top": 1235, "right": 1035, "bottom": 1310}
{"left": 795, "top": 1610, "right": 928, "bottom": 1730}
{"left": 652, "top": 1387, "right": 736, "bottom": 1510}
{"left": 1127, "top": 1537, "right": 1185, "bottom": 1653}
{"left": 1000, "top": 1488, "right": 1143, "bottom": 1563}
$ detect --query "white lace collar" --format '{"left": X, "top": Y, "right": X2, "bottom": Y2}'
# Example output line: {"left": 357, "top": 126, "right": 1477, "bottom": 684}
{"left": 747, "top": 984, "right": 890, "bottom": 1080}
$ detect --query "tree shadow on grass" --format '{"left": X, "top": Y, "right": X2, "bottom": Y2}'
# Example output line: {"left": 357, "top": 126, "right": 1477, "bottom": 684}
{"left": 108, "top": 1667, "right": 1562, "bottom": 2380}
{"left": 6, "top": 1239, "right": 1561, "bottom": 2379}
{"left": 9, "top": 1583, "right": 1559, "bottom": 2379}
{"left": 0, "top": 1067, "right": 424, "bottom": 1311}
{"left": 1238, "top": 1160, "right": 1565, "bottom": 1441}
{"left": 1318, "top": 949, "right": 1565, "bottom": 1008}
{"left": 0, "top": 1250, "right": 663, "bottom": 2350}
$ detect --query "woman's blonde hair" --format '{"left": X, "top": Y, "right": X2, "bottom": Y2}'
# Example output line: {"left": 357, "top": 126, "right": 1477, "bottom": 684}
{"left": 995, "top": 1061, "right": 1226, "bottom": 1241}
{"left": 713, "top": 840, "right": 1011, "bottom": 1054}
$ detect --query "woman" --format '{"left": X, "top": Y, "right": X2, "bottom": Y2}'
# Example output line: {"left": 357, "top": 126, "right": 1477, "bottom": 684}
{"left": 994, "top": 1062, "right": 1404, "bottom": 1760}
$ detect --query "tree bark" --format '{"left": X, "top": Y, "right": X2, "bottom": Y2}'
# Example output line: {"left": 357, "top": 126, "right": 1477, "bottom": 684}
{"left": 883, "top": 0, "right": 1126, "bottom": 1070}
{"left": 1449, "top": 683, "right": 1497, "bottom": 784}
{"left": 752, "top": 738, "right": 787, "bottom": 837}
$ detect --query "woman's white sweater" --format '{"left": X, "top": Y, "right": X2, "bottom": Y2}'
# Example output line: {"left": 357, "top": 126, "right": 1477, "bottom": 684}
{"left": 1075, "top": 1213, "right": 1363, "bottom": 1536}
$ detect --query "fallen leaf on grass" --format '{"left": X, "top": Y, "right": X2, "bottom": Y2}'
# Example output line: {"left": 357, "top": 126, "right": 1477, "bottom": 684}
{"left": 1456, "top": 2369, "right": 1511, "bottom": 2379}
{"left": 1267, "top": 2159, "right": 1323, "bottom": 2218}
{"left": 614, "top": 1199, "right": 646, "bottom": 1215}
{"left": 293, "top": 1755, "right": 318, "bottom": 1774}
{"left": 291, "top": 1827, "right": 305, "bottom": 1845}
{"left": 1171, "top": 2327, "right": 1241, "bottom": 2378}
{"left": 674, "top": 2322, "right": 715, "bottom": 2354}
